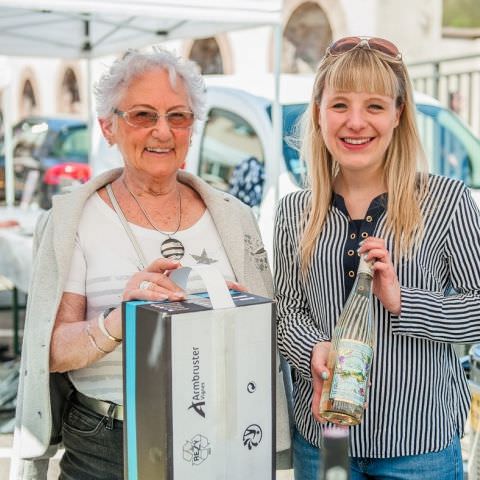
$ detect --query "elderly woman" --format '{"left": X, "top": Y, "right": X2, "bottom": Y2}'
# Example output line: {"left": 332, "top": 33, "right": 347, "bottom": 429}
{"left": 12, "top": 48, "right": 289, "bottom": 480}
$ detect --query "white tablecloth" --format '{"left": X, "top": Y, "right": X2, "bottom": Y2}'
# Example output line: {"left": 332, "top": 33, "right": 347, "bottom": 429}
{"left": 0, "top": 207, "right": 42, "bottom": 293}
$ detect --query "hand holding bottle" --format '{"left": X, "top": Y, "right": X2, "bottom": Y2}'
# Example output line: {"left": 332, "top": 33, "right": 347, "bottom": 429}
{"left": 358, "top": 237, "right": 401, "bottom": 316}
{"left": 310, "top": 341, "right": 331, "bottom": 423}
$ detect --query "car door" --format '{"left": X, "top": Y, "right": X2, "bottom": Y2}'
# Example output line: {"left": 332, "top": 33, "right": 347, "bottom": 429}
{"left": 188, "top": 88, "right": 272, "bottom": 209}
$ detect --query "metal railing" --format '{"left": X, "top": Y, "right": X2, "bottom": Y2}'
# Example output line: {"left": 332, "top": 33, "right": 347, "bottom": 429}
{"left": 408, "top": 53, "right": 480, "bottom": 137}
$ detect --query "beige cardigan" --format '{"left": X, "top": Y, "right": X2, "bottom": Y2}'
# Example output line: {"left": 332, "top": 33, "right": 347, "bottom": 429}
{"left": 11, "top": 168, "right": 291, "bottom": 479}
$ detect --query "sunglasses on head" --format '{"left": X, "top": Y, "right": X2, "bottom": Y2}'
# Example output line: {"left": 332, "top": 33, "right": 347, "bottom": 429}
{"left": 114, "top": 108, "right": 195, "bottom": 129}
{"left": 326, "top": 36, "right": 402, "bottom": 60}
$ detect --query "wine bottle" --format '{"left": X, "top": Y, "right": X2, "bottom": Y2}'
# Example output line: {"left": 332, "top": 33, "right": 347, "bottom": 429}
{"left": 318, "top": 256, "right": 374, "bottom": 426}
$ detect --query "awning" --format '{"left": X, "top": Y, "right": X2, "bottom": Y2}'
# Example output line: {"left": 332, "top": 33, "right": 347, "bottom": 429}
{"left": 0, "top": 0, "right": 282, "bottom": 58}
{"left": 0, "top": 0, "right": 283, "bottom": 206}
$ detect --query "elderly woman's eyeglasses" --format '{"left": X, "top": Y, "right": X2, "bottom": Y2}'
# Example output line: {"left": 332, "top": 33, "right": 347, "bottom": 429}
{"left": 113, "top": 108, "right": 195, "bottom": 129}
{"left": 326, "top": 36, "right": 402, "bottom": 60}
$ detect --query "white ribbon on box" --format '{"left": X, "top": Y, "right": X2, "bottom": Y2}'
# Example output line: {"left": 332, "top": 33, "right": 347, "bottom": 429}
{"left": 169, "top": 265, "right": 235, "bottom": 309}
{"left": 171, "top": 265, "right": 238, "bottom": 462}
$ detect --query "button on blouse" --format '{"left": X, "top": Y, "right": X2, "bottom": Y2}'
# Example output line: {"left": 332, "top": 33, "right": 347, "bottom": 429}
{"left": 332, "top": 192, "right": 387, "bottom": 300}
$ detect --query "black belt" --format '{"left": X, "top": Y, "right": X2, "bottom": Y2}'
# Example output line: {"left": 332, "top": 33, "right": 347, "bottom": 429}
{"left": 74, "top": 391, "right": 124, "bottom": 421}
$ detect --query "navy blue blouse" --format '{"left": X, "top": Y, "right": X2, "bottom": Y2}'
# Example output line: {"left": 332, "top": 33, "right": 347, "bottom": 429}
{"left": 332, "top": 192, "right": 387, "bottom": 300}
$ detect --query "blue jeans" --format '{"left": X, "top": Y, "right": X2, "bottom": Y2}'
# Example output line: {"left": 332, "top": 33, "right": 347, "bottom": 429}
{"left": 59, "top": 395, "right": 124, "bottom": 480}
{"left": 293, "top": 427, "right": 463, "bottom": 480}
{"left": 293, "top": 428, "right": 322, "bottom": 480}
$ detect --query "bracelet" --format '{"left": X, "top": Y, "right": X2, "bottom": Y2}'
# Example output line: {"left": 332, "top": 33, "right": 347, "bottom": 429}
{"left": 85, "top": 321, "right": 112, "bottom": 355}
{"left": 98, "top": 308, "right": 122, "bottom": 343}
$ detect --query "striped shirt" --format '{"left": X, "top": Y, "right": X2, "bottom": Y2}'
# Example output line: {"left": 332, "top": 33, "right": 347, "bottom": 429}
{"left": 274, "top": 174, "right": 480, "bottom": 457}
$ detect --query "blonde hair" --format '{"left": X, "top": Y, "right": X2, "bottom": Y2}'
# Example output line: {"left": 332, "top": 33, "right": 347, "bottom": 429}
{"left": 299, "top": 46, "right": 429, "bottom": 274}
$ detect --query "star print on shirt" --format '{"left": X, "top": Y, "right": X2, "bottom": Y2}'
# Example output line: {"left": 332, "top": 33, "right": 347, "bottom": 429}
{"left": 191, "top": 249, "right": 218, "bottom": 265}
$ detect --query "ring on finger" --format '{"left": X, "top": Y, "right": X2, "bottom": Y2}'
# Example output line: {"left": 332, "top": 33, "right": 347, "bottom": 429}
{"left": 139, "top": 280, "right": 154, "bottom": 290}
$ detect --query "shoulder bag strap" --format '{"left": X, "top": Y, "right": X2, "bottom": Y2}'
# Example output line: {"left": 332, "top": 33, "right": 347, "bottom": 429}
{"left": 106, "top": 183, "right": 147, "bottom": 270}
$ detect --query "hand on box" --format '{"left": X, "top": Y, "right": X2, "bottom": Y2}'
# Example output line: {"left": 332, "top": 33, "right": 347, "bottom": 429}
{"left": 122, "top": 258, "right": 186, "bottom": 302}
{"left": 226, "top": 280, "right": 247, "bottom": 292}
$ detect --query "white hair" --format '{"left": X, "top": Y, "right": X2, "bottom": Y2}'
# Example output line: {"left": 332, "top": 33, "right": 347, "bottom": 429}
{"left": 94, "top": 46, "right": 206, "bottom": 122}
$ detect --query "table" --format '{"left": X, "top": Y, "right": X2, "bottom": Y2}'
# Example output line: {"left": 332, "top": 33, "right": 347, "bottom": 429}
{"left": 0, "top": 206, "right": 41, "bottom": 354}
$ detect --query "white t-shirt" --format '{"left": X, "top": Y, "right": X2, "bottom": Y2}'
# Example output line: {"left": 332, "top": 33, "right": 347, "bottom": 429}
{"left": 65, "top": 192, "right": 236, "bottom": 404}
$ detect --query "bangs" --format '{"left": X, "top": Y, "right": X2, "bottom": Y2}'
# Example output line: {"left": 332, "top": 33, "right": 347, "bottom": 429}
{"left": 324, "top": 49, "right": 399, "bottom": 98}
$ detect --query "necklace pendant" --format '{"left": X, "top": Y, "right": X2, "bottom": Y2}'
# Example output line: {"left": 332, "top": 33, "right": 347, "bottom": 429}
{"left": 161, "top": 237, "right": 185, "bottom": 260}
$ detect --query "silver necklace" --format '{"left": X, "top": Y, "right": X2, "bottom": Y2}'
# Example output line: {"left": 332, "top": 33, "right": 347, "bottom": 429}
{"left": 122, "top": 178, "right": 185, "bottom": 260}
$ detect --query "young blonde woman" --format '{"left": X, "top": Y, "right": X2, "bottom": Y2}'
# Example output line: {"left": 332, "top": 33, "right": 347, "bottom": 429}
{"left": 274, "top": 36, "right": 480, "bottom": 480}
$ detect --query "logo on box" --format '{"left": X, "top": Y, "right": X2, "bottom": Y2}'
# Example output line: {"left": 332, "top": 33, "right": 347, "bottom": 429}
{"left": 183, "top": 434, "right": 212, "bottom": 465}
{"left": 243, "top": 424, "right": 263, "bottom": 450}
{"left": 189, "top": 346, "right": 206, "bottom": 418}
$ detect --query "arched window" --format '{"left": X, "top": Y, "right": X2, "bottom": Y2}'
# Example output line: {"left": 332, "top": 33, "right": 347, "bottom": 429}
{"left": 283, "top": 2, "right": 333, "bottom": 73}
{"left": 189, "top": 37, "right": 224, "bottom": 75}
{"left": 21, "top": 79, "right": 37, "bottom": 116}
{"left": 60, "top": 68, "right": 81, "bottom": 114}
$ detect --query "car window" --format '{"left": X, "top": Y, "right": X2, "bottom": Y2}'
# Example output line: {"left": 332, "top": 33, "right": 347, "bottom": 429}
{"left": 264, "top": 103, "right": 307, "bottom": 188}
{"left": 199, "top": 108, "right": 265, "bottom": 207}
{"left": 416, "top": 105, "right": 479, "bottom": 188}
{"left": 279, "top": 103, "right": 307, "bottom": 187}
{"left": 12, "top": 122, "right": 49, "bottom": 158}
{"left": 51, "top": 126, "right": 89, "bottom": 161}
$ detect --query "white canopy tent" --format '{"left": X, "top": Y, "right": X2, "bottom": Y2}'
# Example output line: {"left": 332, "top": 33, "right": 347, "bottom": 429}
{"left": 0, "top": 0, "right": 283, "bottom": 205}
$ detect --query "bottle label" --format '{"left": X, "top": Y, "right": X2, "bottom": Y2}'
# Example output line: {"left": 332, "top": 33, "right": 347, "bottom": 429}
{"left": 330, "top": 339, "right": 373, "bottom": 406}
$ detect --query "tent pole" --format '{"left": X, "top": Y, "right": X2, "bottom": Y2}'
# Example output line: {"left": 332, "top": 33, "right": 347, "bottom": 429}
{"left": 3, "top": 82, "right": 14, "bottom": 207}
{"left": 271, "top": 21, "right": 283, "bottom": 206}
{"left": 86, "top": 56, "right": 94, "bottom": 166}
{"left": 83, "top": 17, "right": 94, "bottom": 169}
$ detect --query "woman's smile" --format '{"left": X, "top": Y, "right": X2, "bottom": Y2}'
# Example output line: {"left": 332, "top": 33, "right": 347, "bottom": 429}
{"left": 143, "top": 145, "right": 175, "bottom": 158}
{"left": 340, "top": 136, "right": 375, "bottom": 149}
